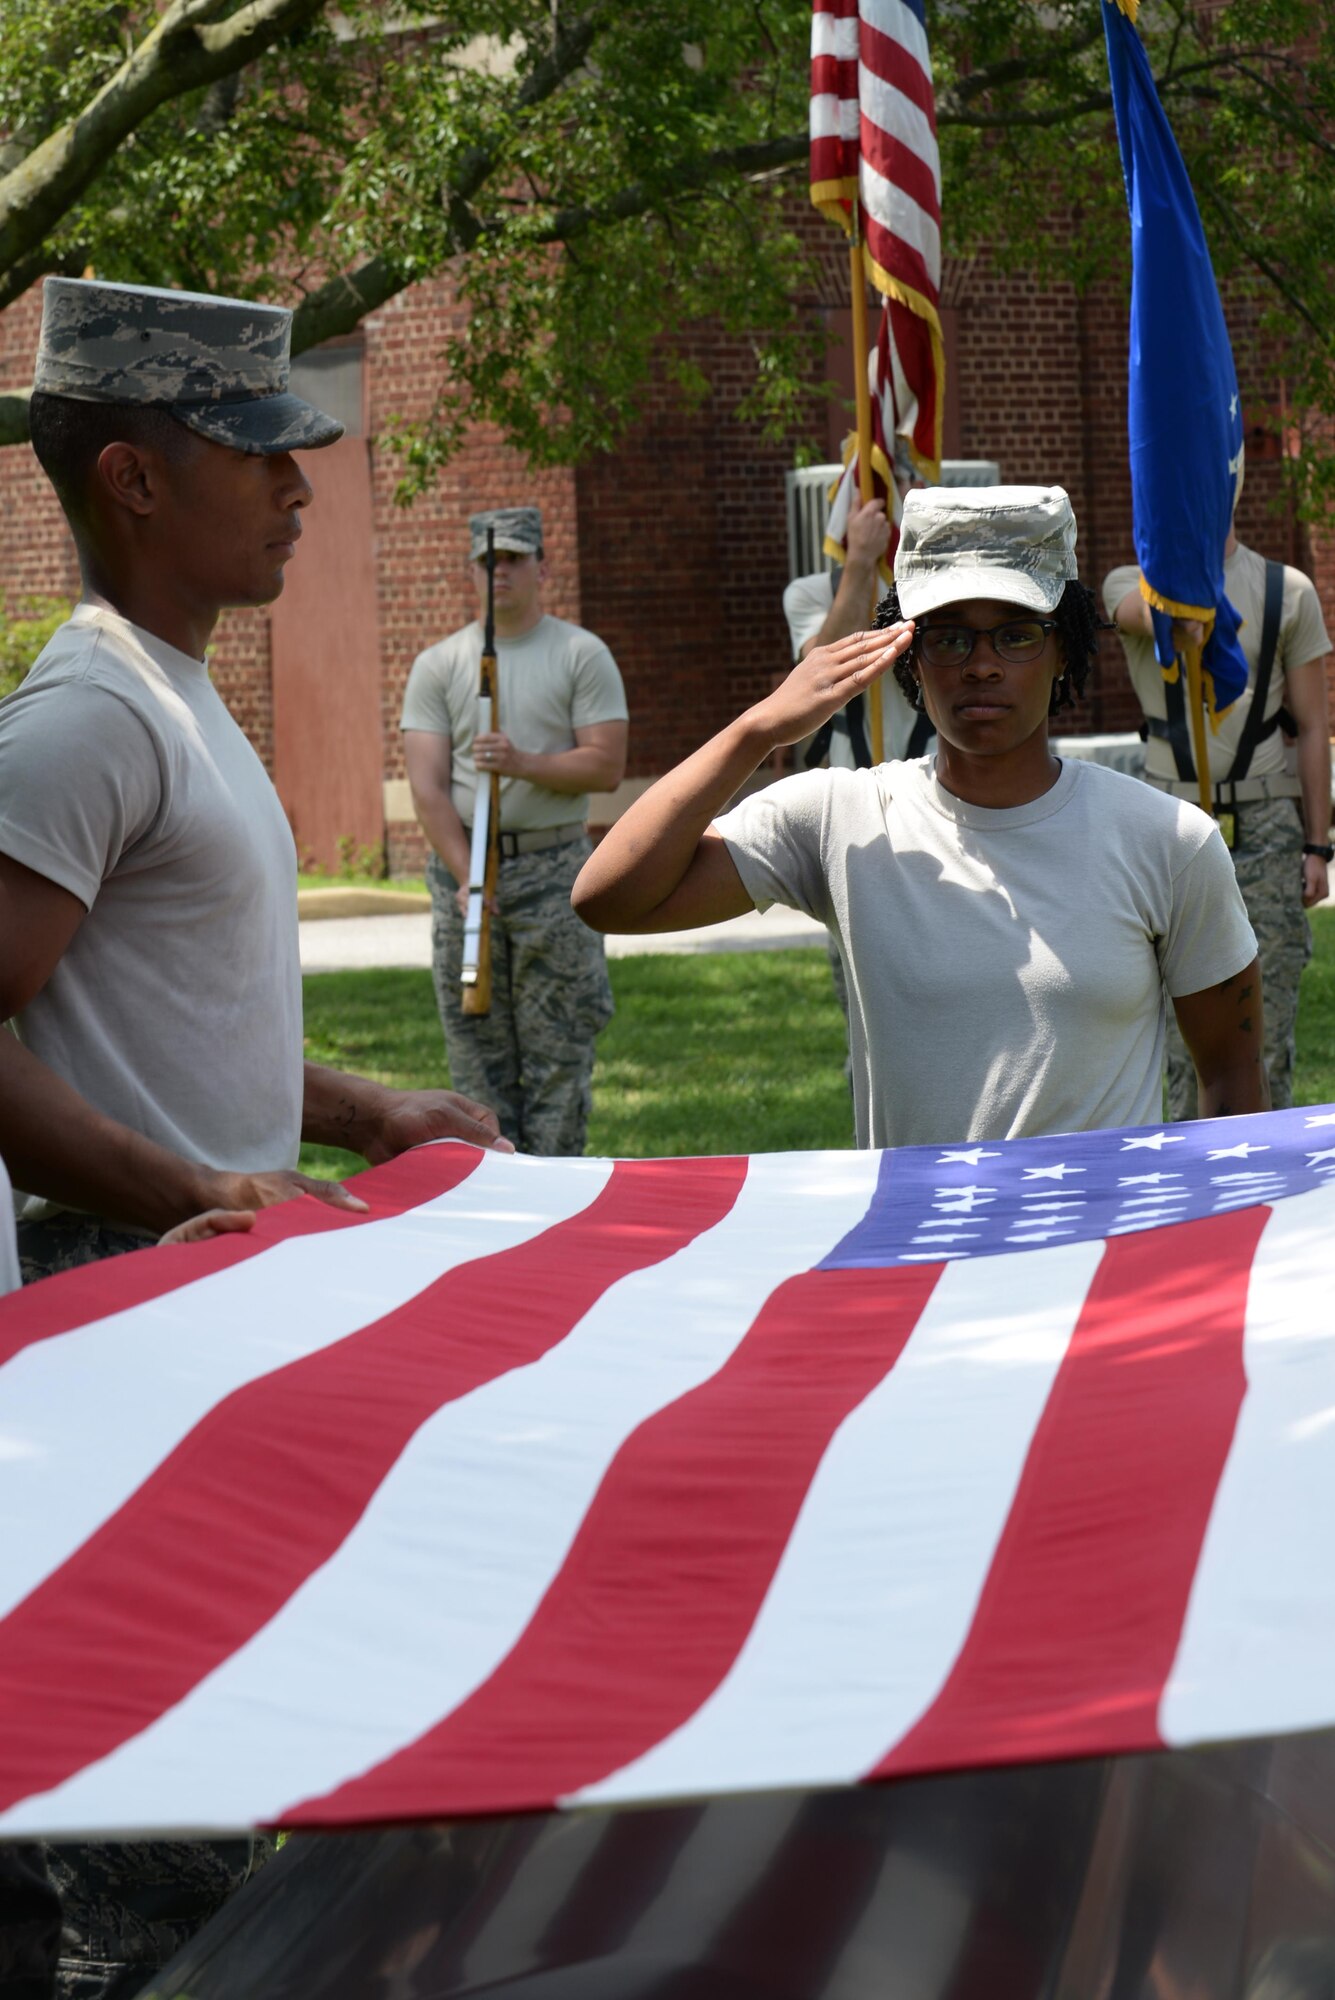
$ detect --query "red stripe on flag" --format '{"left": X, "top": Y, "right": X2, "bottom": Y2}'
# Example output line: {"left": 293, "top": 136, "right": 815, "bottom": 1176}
{"left": 811, "top": 52, "right": 857, "bottom": 95}
{"left": 873, "top": 1212, "right": 1264, "bottom": 1779}
{"left": 291, "top": 1261, "right": 943, "bottom": 1825}
{"left": 0, "top": 1156, "right": 746, "bottom": 1813}
{"left": 0, "top": 1145, "right": 486, "bottom": 1369}
{"left": 859, "top": 127, "right": 940, "bottom": 222}
{"left": 862, "top": 224, "right": 936, "bottom": 305}
{"left": 859, "top": 18, "right": 937, "bottom": 128}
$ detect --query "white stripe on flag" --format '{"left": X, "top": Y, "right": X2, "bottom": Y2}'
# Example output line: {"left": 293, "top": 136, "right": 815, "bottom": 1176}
{"left": 859, "top": 150, "right": 941, "bottom": 278}
{"left": 810, "top": 95, "right": 861, "bottom": 144}
{"left": 1160, "top": 1181, "right": 1335, "bottom": 1745}
{"left": 575, "top": 1241, "right": 1102, "bottom": 1806}
{"left": 0, "top": 1151, "right": 608, "bottom": 1623}
{"left": 878, "top": 331, "right": 918, "bottom": 443}
{"left": 823, "top": 1843, "right": 972, "bottom": 2000}
{"left": 856, "top": 68, "right": 941, "bottom": 203}
{"left": 612, "top": 1795, "right": 809, "bottom": 1967}
{"left": 3, "top": 1153, "right": 881, "bottom": 1834}
{"left": 811, "top": 11, "right": 860, "bottom": 63}
{"left": 811, "top": 0, "right": 931, "bottom": 82}
{"left": 865, "top": 0, "right": 933, "bottom": 76}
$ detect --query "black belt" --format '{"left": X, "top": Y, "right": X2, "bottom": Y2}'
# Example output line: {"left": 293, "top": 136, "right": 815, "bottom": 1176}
{"left": 459, "top": 822, "right": 586, "bottom": 860}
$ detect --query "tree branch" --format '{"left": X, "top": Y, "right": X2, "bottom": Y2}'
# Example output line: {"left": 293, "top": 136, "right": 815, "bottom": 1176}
{"left": 0, "top": 0, "right": 327, "bottom": 283}
{"left": 1195, "top": 175, "right": 1330, "bottom": 348}
{"left": 290, "top": 7, "right": 605, "bottom": 351}
{"left": 0, "top": 389, "right": 32, "bottom": 450}
{"left": 0, "top": 242, "right": 91, "bottom": 316}
{"left": 537, "top": 134, "right": 807, "bottom": 243}
{"left": 941, "top": 20, "right": 1105, "bottom": 110}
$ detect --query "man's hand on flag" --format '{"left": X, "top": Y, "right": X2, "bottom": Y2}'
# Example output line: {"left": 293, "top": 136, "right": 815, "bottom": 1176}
{"left": 844, "top": 499, "right": 891, "bottom": 573}
{"left": 357, "top": 1086, "right": 514, "bottom": 1163}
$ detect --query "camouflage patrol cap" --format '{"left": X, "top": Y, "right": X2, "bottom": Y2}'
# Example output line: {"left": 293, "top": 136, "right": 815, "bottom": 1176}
{"left": 469, "top": 507, "right": 543, "bottom": 559}
{"left": 895, "top": 485, "right": 1078, "bottom": 618}
{"left": 34, "top": 276, "right": 343, "bottom": 455}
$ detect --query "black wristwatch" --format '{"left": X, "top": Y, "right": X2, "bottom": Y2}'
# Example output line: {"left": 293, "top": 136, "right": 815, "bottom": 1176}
{"left": 1302, "top": 842, "right": 1334, "bottom": 862}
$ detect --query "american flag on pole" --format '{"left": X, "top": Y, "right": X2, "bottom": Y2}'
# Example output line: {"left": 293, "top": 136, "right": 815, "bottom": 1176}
{"left": 4, "top": 1104, "right": 1335, "bottom": 1838}
{"left": 810, "top": 0, "right": 945, "bottom": 565}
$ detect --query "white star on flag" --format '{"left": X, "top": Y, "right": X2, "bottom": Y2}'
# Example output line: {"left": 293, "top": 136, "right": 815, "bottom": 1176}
{"left": 1306, "top": 1149, "right": 1335, "bottom": 1167}
{"left": 1118, "top": 1172, "right": 1182, "bottom": 1186}
{"left": 1207, "top": 1143, "right": 1271, "bottom": 1161}
{"left": 1305, "top": 1113, "right": 1335, "bottom": 1128}
{"left": 1022, "top": 1164, "right": 1085, "bottom": 1181}
{"left": 936, "top": 1148, "right": 1002, "bottom": 1166}
{"left": 1121, "top": 1133, "right": 1186, "bottom": 1151}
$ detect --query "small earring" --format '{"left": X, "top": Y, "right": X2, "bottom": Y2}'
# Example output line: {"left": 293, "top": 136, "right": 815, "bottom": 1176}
{"left": 911, "top": 678, "right": 925, "bottom": 711}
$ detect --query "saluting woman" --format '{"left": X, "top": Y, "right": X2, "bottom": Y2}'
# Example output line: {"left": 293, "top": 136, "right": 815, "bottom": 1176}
{"left": 573, "top": 486, "right": 1266, "bottom": 1146}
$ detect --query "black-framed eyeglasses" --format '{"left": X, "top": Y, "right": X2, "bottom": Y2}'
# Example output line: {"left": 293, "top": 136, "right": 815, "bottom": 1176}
{"left": 916, "top": 618, "right": 1058, "bottom": 668}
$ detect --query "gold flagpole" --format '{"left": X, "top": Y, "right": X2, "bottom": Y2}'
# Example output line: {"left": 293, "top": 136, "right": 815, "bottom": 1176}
{"left": 848, "top": 202, "right": 884, "bottom": 764}
{"left": 1181, "top": 643, "right": 1213, "bottom": 818}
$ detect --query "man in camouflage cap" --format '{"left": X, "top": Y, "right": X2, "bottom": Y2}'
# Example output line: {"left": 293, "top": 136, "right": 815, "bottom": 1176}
{"left": 0, "top": 276, "right": 507, "bottom": 1999}
{"left": 402, "top": 505, "right": 630, "bottom": 1154}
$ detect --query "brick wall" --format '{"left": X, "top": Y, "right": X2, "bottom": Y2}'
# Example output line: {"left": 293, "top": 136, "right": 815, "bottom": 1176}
{"left": 0, "top": 287, "right": 80, "bottom": 613}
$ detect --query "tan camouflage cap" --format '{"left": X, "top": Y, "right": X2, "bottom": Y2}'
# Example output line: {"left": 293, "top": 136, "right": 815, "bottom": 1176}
{"left": 895, "top": 485, "right": 1078, "bottom": 619}
{"left": 34, "top": 276, "right": 343, "bottom": 455}
{"left": 469, "top": 507, "right": 543, "bottom": 559}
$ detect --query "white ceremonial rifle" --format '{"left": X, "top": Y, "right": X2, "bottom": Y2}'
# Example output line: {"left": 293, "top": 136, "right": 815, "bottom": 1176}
{"left": 460, "top": 528, "right": 501, "bottom": 1015}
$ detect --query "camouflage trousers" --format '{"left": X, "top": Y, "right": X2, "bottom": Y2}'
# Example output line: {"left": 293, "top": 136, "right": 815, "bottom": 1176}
{"left": 16, "top": 1215, "right": 272, "bottom": 2000}
{"left": 1165, "top": 797, "right": 1312, "bottom": 1121}
{"left": 428, "top": 837, "right": 614, "bottom": 1157}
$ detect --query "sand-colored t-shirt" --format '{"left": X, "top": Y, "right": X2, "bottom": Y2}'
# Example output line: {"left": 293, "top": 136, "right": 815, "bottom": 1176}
{"left": 0, "top": 605, "right": 303, "bottom": 1219}
{"left": 400, "top": 614, "right": 627, "bottom": 830}
{"left": 1104, "top": 542, "right": 1332, "bottom": 784}
{"left": 715, "top": 757, "right": 1256, "bottom": 1149}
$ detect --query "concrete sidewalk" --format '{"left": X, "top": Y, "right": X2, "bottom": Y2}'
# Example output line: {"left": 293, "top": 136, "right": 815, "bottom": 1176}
{"left": 299, "top": 903, "right": 828, "bottom": 974}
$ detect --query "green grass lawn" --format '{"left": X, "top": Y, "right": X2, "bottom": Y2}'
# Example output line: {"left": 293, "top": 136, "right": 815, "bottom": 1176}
{"left": 300, "top": 907, "right": 1335, "bottom": 1178}
{"left": 1294, "top": 907, "right": 1335, "bottom": 1107}
{"left": 300, "top": 947, "right": 852, "bottom": 1177}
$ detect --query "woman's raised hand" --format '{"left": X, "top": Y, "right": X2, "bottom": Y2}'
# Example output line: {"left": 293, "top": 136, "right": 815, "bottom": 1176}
{"left": 752, "top": 622, "right": 914, "bottom": 750}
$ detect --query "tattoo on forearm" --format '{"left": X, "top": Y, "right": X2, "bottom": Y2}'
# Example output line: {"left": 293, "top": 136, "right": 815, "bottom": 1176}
{"left": 334, "top": 1096, "right": 357, "bottom": 1133}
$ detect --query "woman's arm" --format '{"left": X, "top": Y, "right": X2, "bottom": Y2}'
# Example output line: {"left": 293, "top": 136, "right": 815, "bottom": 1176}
{"left": 573, "top": 623, "right": 912, "bottom": 934}
{"left": 1172, "top": 956, "right": 1270, "bottom": 1118}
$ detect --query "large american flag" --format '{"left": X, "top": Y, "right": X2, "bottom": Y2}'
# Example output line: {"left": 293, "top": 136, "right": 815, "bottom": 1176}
{"left": 810, "top": 0, "right": 945, "bottom": 565}
{"left": 3, "top": 1106, "right": 1335, "bottom": 1837}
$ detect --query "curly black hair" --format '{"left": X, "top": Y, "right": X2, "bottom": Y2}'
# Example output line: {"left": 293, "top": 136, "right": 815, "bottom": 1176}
{"left": 873, "top": 578, "right": 1105, "bottom": 716}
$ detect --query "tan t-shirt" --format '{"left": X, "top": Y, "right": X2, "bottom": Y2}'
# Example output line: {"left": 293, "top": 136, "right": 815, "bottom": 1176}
{"left": 400, "top": 615, "right": 628, "bottom": 831}
{"left": 0, "top": 606, "right": 304, "bottom": 1220}
{"left": 1104, "top": 542, "right": 1332, "bottom": 784}
{"left": 716, "top": 757, "right": 1256, "bottom": 1150}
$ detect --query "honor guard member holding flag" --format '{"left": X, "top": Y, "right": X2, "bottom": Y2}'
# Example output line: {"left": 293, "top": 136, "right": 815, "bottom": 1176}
{"left": 402, "top": 508, "right": 628, "bottom": 1155}
{"left": 0, "top": 276, "right": 506, "bottom": 2000}
{"left": 1107, "top": 516, "right": 1332, "bottom": 1120}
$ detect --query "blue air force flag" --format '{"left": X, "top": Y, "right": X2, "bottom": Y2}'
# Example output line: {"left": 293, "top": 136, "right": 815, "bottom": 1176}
{"left": 1102, "top": 0, "right": 1248, "bottom": 717}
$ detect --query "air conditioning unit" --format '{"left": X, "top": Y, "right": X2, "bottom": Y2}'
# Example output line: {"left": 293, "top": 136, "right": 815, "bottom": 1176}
{"left": 785, "top": 465, "right": 844, "bottom": 582}
{"left": 784, "top": 460, "right": 1005, "bottom": 582}
{"left": 939, "top": 460, "right": 1002, "bottom": 486}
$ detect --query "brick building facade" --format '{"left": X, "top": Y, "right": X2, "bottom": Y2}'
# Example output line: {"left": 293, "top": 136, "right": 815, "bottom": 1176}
{"left": 2, "top": 230, "right": 1331, "bottom": 875}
